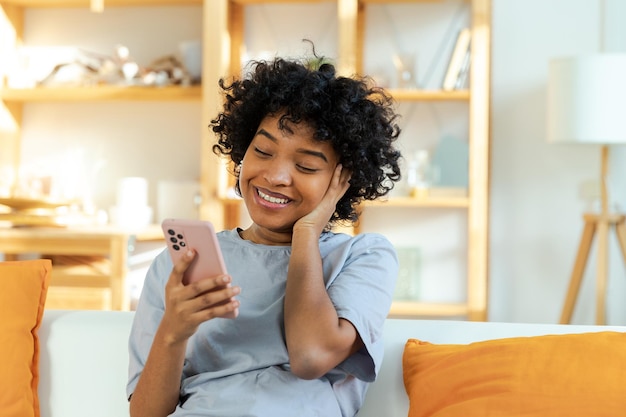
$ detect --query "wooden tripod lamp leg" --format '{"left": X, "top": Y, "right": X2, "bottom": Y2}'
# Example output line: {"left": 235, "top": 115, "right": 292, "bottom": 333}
{"left": 598, "top": 217, "right": 626, "bottom": 325}
{"left": 560, "top": 218, "right": 596, "bottom": 324}
{"left": 595, "top": 219, "right": 609, "bottom": 325}
{"left": 561, "top": 150, "right": 626, "bottom": 325}
{"left": 593, "top": 146, "right": 613, "bottom": 325}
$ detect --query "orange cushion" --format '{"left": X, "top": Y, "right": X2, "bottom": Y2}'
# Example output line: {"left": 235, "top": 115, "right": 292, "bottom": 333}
{"left": 0, "top": 259, "right": 51, "bottom": 417}
{"left": 403, "top": 332, "right": 626, "bottom": 417}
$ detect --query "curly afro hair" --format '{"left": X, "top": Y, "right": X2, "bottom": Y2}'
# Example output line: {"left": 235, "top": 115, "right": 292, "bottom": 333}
{"left": 211, "top": 56, "right": 402, "bottom": 226}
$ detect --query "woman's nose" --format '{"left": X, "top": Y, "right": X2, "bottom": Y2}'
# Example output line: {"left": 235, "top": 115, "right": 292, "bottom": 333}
{"left": 263, "top": 160, "right": 292, "bottom": 186}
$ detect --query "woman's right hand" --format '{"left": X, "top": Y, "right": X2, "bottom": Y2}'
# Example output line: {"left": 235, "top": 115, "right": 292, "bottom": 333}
{"left": 130, "top": 249, "right": 239, "bottom": 417}
{"left": 160, "top": 249, "right": 240, "bottom": 344}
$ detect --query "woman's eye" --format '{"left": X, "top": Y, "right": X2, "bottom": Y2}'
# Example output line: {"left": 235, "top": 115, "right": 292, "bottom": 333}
{"left": 254, "top": 147, "right": 271, "bottom": 157}
{"left": 297, "top": 165, "right": 319, "bottom": 173}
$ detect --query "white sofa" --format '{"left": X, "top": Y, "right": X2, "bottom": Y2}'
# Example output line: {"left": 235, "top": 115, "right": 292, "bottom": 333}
{"left": 38, "top": 310, "right": 626, "bottom": 417}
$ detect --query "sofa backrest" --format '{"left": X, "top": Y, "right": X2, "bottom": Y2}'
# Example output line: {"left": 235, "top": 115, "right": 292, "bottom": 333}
{"left": 39, "top": 310, "right": 134, "bottom": 417}
{"left": 39, "top": 310, "right": 626, "bottom": 417}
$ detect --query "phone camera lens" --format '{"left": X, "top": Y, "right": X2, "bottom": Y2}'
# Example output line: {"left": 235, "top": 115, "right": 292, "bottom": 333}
{"left": 173, "top": 244, "right": 180, "bottom": 251}
{"left": 167, "top": 229, "right": 175, "bottom": 235}
{"left": 177, "top": 234, "right": 183, "bottom": 239}
{"left": 170, "top": 237, "right": 177, "bottom": 243}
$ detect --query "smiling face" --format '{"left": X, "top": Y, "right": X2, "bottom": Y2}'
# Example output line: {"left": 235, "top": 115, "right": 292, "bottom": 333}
{"left": 238, "top": 113, "right": 339, "bottom": 244}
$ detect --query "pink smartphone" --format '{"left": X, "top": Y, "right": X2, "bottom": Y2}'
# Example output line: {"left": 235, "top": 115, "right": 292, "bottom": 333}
{"left": 161, "top": 218, "right": 227, "bottom": 285}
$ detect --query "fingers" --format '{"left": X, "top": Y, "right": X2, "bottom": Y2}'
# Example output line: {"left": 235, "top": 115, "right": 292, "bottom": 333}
{"left": 170, "top": 249, "right": 196, "bottom": 286}
{"left": 294, "top": 164, "right": 352, "bottom": 232}
{"left": 176, "top": 274, "right": 241, "bottom": 317}
{"left": 192, "top": 284, "right": 241, "bottom": 320}
{"left": 162, "top": 254, "right": 240, "bottom": 343}
{"left": 328, "top": 164, "right": 351, "bottom": 202}
{"left": 183, "top": 279, "right": 240, "bottom": 318}
{"left": 166, "top": 251, "right": 241, "bottom": 322}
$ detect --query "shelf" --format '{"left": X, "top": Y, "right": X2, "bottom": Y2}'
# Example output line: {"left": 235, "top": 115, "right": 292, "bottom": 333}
{"left": 363, "top": 195, "right": 470, "bottom": 208}
{"left": 389, "top": 301, "right": 469, "bottom": 318}
{"left": 230, "top": 0, "right": 448, "bottom": 4}
{"left": 45, "top": 285, "right": 111, "bottom": 310}
{"left": 230, "top": 0, "right": 329, "bottom": 4}
{"left": 0, "top": 85, "right": 202, "bottom": 102}
{"left": 51, "top": 265, "right": 110, "bottom": 287}
{"left": 388, "top": 89, "right": 470, "bottom": 101}
{"left": 0, "top": 0, "right": 442, "bottom": 5}
{"left": 0, "top": 0, "right": 202, "bottom": 7}
{"left": 362, "top": 1, "right": 448, "bottom": 3}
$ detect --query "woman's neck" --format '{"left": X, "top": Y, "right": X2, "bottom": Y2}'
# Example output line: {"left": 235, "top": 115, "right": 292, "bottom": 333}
{"left": 239, "top": 225, "right": 293, "bottom": 246}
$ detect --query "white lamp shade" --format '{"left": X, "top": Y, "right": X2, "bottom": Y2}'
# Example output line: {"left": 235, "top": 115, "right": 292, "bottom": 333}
{"left": 547, "top": 54, "right": 626, "bottom": 144}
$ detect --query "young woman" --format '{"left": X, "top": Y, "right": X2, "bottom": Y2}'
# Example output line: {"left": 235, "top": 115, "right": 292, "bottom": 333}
{"left": 127, "top": 55, "right": 402, "bottom": 417}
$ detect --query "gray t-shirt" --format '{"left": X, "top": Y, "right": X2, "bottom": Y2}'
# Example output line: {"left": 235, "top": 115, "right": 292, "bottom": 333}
{"left": 127, "top": 228, "right": 398, "bottom": 417}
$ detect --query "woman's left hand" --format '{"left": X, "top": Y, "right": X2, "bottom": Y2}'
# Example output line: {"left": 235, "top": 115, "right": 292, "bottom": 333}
{"left": 294, "top": 164, "right": 351, "bottom": 234}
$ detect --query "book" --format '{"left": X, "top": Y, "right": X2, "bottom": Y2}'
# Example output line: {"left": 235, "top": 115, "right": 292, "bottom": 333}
{"left": 454, "top": 48, "right": 471, "bottom": 89}
{"left": 442, "top": 28, "right": 471, "bottom": 91}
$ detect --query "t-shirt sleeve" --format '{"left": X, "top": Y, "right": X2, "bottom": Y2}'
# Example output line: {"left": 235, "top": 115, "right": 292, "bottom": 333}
{"left": 327, "top": 233, "right": 398, "bottom": 382}
{"left": 126, "top": 249, "right": 171, "bottom": 399}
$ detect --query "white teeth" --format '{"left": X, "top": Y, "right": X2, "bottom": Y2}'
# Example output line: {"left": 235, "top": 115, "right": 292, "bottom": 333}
{"left": 257, "top": 189, "right": 289, "bottom": 204}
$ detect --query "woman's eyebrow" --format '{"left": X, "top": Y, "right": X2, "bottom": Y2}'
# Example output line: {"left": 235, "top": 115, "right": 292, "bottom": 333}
{"left": 256, "top": 128, "right": 276, "bottom": 142}
{"left": 297, "top": 148, "right": 328, "bottom": 163}
{"left": 256, "top": 128, "right": 329, "bottom": 163}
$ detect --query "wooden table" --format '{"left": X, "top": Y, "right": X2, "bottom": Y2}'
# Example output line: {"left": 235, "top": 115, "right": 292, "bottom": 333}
{"left": 0, "top": 225, "right": 163, "bottom": 310}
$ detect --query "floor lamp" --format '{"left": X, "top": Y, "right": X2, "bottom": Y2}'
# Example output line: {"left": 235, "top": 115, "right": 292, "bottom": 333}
{"left": 547, "top": 54, "right": 626, "bottom": 325}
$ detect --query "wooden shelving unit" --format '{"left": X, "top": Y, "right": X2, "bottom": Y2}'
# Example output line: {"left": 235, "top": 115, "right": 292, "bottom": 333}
{"left": 388, "top": 89, "right": 470, "bottom": 101}
{"left": 0, "top": 1, "right": 193, "bottom": 309}
{"left": 0, "top": 0, "right": 490, "bottom": 320}
{"left": 0, "top": 0, "right": 201, "bottom": 6}
{"left": 0, "top": 0, "right": 204, "bottom": 197}
{"left": 0, "top": 225, "right": 164, "bottom": 310}
{"left": 0, "top": 85, "right": 201, "bottom": 101}
{"left": 363, "top": 196, "right": 471, "bottom": 209}
{"left": 203, "top": 0, "right": 491, "bottom": 321}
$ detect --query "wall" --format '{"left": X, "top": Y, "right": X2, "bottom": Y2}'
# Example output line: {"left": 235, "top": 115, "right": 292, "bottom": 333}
{"left": 491, "top": 0, "right": 626, "bottom": 324}
{"left": 16, "top": 0, "right": 626, "bottom": 324}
